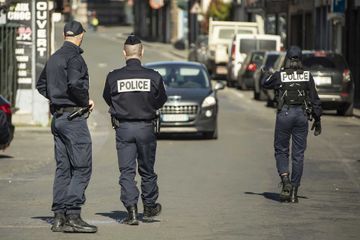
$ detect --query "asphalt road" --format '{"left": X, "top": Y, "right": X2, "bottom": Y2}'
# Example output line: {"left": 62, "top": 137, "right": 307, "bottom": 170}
{"left": 0, "top": 26, "right": 359, "bottom": 240}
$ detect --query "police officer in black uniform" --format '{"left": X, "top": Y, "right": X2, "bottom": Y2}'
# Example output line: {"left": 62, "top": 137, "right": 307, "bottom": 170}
{"left": 36, "top": 20, "right": 97, "bottom": 233}
{"left": 103, "top": 34, "right": 167, "bottom": 225}
{"left": 262, "top": 46, "right": 322, "bottom": 203}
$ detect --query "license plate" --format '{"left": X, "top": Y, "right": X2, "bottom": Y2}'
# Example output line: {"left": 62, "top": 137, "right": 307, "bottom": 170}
{"left": 216, "top": 66, "right": 227, "bottom": 75}
{"left": 162, "top": 114, "right": 189, "bottom": 122}
{"left": 313, "top": 76, "right": 332, "bottom": 85}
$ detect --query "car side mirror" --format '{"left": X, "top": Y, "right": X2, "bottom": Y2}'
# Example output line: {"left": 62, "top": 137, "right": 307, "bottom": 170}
{"left": 214, "top": 81, "right": 225, "bottom": 91}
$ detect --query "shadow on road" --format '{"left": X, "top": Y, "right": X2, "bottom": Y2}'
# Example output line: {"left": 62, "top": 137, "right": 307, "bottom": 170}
{"left": 96, "top": 211, "right": 128, "bottom": 222}
{"left": 157, "top": 133, "right": 213, "bottom": 141}
{"left": 96, "top": 211, "right": 160, "bottom": 223}
{"left": 32, "top": 216, "right": 53, "bottom": 225}
{"left": 244, "top": 191, "right": 308, "bottom": 202}
{"left": 0, "top": 154, "right": 13, "bottom": 159}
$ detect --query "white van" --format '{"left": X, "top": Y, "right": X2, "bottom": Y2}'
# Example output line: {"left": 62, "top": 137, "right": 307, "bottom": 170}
{"left": 227, "top": 34, "right": 282, "bottom": 87}
{"left": 207, "top": 19, "right": 263, "bottom": 77}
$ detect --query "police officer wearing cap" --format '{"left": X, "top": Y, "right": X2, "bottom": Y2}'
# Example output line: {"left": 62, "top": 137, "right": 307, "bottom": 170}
{"left": 103, "top": 34, "right": 167, "bottom": 225}
{"left": 262, "top": 46, "right": 322, "bottom": 203}
{"left": 36, "top": 20, "right": 97, "bottom": 233}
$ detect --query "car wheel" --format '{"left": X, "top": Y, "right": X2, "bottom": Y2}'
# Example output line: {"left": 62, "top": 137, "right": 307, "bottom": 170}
{"left": 259, "top": 89, "right": 267, "bottom": 101}
{"left": 337, "top": 102, "right": 354, "bottom": 116}
{"left": 226, "top": 81, "right": 233, "bottom": 88}
{"left": 241, "top": 80, "right": 247, "bottom": 90}
{"left": 254, "top": 89, "right": 259, "bottom": 100}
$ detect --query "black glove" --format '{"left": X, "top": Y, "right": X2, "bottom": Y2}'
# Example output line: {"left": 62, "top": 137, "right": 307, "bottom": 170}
{"left": 311, "top": 120, "right": 321, "bottom": 136}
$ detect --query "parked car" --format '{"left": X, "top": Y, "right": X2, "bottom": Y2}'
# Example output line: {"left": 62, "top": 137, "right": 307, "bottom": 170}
{"left": 302, "top": 51, "right": 354, "bottom": 116}
{"left": 0, "top": 95, "right": 15, "bottom": 150}
{"left": 265, "top": 51, "right": 354, "bottom": 116}
{"left": 144, "top": 61, "right": 225, "bottom": 139}
{"left": 237, "top": 51, "right": 265, "bottom": 89}
{"left": 253, "top": 51, "right": 282, "bottom": 100}
{"left": 227, "top": 34, "right": 281, "bottom": 87}
{"left": 207, "top": 19, "right": 263, "bottom": 78}
{"left": 188, "top": 35, "right": 209, "bottom": 67}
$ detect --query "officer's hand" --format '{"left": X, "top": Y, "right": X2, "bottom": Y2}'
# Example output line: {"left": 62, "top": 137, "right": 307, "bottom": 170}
{"left": 311, "top": 120, "right": 321, "bottom": 136}
{"left": 89, "top": 99, "right": 95, "bottom": 112}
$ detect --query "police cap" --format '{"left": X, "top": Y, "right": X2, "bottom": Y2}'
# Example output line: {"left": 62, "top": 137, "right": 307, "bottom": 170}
{"left": 286, "top": 46, "right": 302, "bottom": 60}
{"left": 64, "top": 20, "right": 86, "bottom": 37}
{"left": 125, "top": 33, "right": 142, "bottom": 45}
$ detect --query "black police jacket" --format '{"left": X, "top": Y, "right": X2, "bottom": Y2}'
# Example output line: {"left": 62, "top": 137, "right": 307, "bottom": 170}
{"left": 103, "top": 59, "right": 167, "bottom": 120}
{"left": 36, "top": 41, "right": 89, "bottom": 108}
{"left": 262, "top": 69, "right": 322, "bottom": 120}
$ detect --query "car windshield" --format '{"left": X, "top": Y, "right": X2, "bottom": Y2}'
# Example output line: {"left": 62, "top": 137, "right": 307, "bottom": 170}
{"left": 302, "top": 54, "right": 347, "bottom": 70}
{"left": 150, "top": 65, "right": 210, "bottom": 89}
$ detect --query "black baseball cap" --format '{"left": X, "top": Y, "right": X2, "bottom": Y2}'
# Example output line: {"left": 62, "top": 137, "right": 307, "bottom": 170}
{"left": 124, "top": 33, "right": 141, "bottom": 45}
{"left": 286, "top": 45, "right": 302, "bottom": 60}
{"left": 64, "top": 20, "right": 86, "bottom": 37}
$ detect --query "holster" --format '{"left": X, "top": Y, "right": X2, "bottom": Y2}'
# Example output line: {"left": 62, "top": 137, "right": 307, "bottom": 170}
{"left": 153, "top": 111, "right": 161, "bottom": 134}
{"left": 111, "top": 116, "right": 120, "bottom": 129}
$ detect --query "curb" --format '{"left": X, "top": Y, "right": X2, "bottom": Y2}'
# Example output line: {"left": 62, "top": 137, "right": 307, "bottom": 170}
{"left": 353, "top": 108, "right": 360, "bottom": 118}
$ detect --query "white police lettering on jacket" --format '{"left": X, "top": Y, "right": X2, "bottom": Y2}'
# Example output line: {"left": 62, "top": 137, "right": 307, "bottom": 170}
{"left": 280, "top": 71, "right": 310, "bottom": 82}
{"left": 117, "top": 79, "right": 151, "bottom": 93}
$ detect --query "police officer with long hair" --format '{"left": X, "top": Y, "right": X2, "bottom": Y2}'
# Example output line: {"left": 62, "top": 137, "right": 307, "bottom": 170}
{"left": 103, "top": 34, "right": 167, "bottom": 224}
{"left": 262, "top": 46, "right": 322, "bottom": 203}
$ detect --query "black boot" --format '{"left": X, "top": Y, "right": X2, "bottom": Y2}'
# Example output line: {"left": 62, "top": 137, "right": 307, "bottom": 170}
{"left": 279, "top": 175, "right": 292, "bottom": 202}
{"left": 63, "top": 214, "right": 97, "bottom": 233}
{"left": 290, "top": 186, "right": 299, "bottom": 203}
{"left": 51, "top": 212, "right": 65, "bottom": 232}
{"left": 143, "top": 203, "right": 162, "bottom": 222}
{"left": 123, "top": 205, "right": 139, "bottom": 225}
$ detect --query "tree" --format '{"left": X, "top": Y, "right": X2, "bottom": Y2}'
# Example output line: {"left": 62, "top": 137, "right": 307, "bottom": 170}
{"left": 207, "top": 0, "right": 231, "bottom": 21}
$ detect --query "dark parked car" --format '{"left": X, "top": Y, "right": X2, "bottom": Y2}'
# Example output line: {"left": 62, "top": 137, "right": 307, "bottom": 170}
{"left": 253, "top": 51, "right": 281, "bottom": 100}
{"left": 237, "top": 51, "right": 265, "bottom": 90}
{"left": 302, "top": 51, "right": 354, "bottom": 116}
{"left": 0, "top": 95, "right": 14, "bottom": 150}
{"left": 265, "top": 51, "right": 354, "bottom": 116}
{"left": 144, "top": 61, "right": 224, "bottom": 139}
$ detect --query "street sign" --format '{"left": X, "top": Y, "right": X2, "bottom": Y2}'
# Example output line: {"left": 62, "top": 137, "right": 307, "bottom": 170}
{"left": 6, "top": 0, "right": 33, "bottom": 86}
{"left": 0, "top": 10, "right": 6, "bottom": 25}
{"left": 190, "top": 2, "right": 201, "bottom": 14}
{"left": 332, "top": 0, "right": 345, "bottom": 13}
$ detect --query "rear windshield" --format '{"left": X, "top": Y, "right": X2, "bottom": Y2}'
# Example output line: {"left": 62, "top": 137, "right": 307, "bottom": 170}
{"left": 302, "top": 54, "right": 347, "bottom": 70}
{"left": 149, "top": 65, "right": 210, "bottom": 89}
{"left": 218, "top": 29, "right": 254, "bottom": 40}
{"left": 218, "top": 29, "right": 236, "bottom": 39}
{"left": 259, "top": 40, "right": 277, "bottom": 51}
{"left": 265, "top": 54, "right": 279, "bottom": 68}
{"left": 251, "top": 52, "right": 265, "bottom": 65}
{"left": 239, "top": 39, "right": 277, "bottom": 54}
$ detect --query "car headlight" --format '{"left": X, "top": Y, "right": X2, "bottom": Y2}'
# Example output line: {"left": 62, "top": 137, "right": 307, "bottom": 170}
{"left": 202, "top": 95, "right": 216, "bottom": 108}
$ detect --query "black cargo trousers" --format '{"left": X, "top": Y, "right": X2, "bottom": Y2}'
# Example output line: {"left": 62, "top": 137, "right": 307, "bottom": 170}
{"left": 115, "top": 120, "right": 159, "bottom": 208}
{"left": 51, "top": 112, "right": 92, "bottom": 215}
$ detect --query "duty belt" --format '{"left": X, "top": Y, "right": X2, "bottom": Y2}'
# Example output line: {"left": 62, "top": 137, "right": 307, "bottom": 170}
{"left": 55, "top": 106, "right": 82, "bottom": 114}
